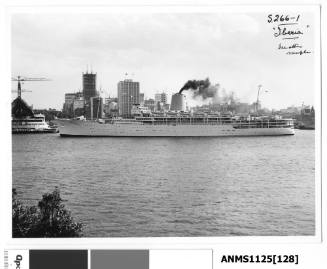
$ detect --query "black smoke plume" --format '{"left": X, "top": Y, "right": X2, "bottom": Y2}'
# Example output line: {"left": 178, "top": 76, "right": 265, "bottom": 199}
{"left": 179, "top": 78, "right": 218, "bottom": 99}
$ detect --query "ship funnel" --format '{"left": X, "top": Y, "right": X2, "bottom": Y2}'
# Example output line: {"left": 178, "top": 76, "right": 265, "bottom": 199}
{"left": 170, "top": 93, "right": 186, "bottom": 111}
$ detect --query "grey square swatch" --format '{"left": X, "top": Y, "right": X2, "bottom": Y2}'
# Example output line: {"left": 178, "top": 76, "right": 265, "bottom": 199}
{"left": 91, "top": 250, "right": 149, "bottom": 269}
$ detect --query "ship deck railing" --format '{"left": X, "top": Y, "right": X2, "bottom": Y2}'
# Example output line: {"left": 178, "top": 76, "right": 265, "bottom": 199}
{"left": 106, "top": 117, "right": 294, "bottom": 129}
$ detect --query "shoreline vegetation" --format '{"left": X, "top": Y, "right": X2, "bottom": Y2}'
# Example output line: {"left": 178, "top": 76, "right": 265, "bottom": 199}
{"left": 12, "top": 187, "right": 83, "bottom": 237}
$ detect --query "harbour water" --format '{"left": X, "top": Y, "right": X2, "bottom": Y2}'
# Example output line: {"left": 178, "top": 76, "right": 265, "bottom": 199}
{"left": 12, "top": 130, "right": 315, "bottom": 237}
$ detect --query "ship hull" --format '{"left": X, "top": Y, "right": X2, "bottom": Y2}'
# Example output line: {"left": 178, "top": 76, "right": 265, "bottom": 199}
{"left": 56, "top": 120, "right": 295, "bottom": 137}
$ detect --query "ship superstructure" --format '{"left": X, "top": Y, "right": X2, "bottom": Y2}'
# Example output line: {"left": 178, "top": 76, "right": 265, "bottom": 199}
{"left": 12, "top": 113, "right": 58, "bottom": 134}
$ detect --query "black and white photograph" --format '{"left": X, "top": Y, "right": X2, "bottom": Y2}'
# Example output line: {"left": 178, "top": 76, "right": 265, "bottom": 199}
{"left": 10, "top": 6, "right": 320, "bottom": 238}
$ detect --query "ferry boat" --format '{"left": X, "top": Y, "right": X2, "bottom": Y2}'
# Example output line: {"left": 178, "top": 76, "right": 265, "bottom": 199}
{"left": 11, "top": 96, "right": 58, "bottom": 134}
{"left": 55, "top": 113, "right": 295, "bottom": 137}
{"left": 12, "top": 114, "right": 58, "bottom": 134}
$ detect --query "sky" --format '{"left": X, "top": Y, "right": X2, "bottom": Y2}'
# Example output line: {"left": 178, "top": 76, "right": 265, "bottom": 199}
{"left": 11, "top": 11, "right": 318, "bottom": 110}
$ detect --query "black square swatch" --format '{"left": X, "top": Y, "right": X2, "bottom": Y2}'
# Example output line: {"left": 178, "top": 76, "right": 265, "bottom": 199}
{"left": 30, "top": 250, "right": 87, "bottom": 269}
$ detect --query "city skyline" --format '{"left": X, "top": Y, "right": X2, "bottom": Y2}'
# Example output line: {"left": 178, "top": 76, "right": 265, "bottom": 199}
{"left": 12, "top": 12, "right": 317, "bottom": 110}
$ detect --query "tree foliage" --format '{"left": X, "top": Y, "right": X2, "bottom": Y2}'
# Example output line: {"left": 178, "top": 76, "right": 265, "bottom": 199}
{"left": 12, "top": 188, "right": 83, "bottom": 237}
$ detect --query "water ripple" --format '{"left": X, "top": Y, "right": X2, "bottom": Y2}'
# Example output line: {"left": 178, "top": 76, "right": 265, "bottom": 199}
{"left": 12, "top": 130, "right": 315, "bottom": 237}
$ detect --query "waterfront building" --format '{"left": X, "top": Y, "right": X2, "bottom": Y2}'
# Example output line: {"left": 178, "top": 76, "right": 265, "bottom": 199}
{"left": 83, "top": 71, "right": 96, "bottom": 119}
{"left": 109, "top": 102, "right": 119, "bottom": 117}
{"left": 73, "top": 97, "right": 85, "bottom": 110}
{"left": 156, "top": 101, "right": 164, "bottom": 112}
{"left": 64, "top": 93, "right": 76, "bottom": 105}
{"left": 139, "top": 93, "right": 145, "bottom": 105}
{"left": 75, "top": 91, "right": 84, "bottom": 98}
{"left": 73, "top": 96, "right": 85, "bottom": 117}
{"left": 117, "top": 79, "right": 140, "bottom": 117}
{"left": 63, "top": 93, "right": 76, "bottom": 117}
{"left": 144, "top": 98, "right": 156, "bottom": 112}
{"left": 90, "top": 96, "right": 103, "bottom": 120}
{"left": 104, "top": 98, "right": 119, "bottom": 117}
{"left": 83, "top": 72, "right": 97, "bottom": 103}
{"left": 63, "top": 92, "right": 85, "bottom": 118}
{"left": 155, "top": 92, "right": 168, "bottom": 105}
{"left": 296, "top": 106, "right": 315, "bottom": 129}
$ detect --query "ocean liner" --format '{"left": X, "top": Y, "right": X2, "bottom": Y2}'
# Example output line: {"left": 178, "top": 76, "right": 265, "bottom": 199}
{"left": 55, "top": 112, "right": 294, "bottom": 137}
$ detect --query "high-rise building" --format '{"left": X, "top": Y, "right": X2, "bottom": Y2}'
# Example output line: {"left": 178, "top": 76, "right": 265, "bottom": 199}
{"left": 83, "top": 72, "right": 96, "bottom": 103}
{"left": 63, "top": 92, "right": 85, "bottom": 118}
{"left": 63, "top": 93, "right": 76, "bottom": 117}
{"left": 139, "top": 93, "right": 145, "bottom": 105}
{"left": 117, "top": 79, "right": 140, "bottom": 117}
{"left": 155, "top": 92, "right": 168, "bottom": 105}
{"left": 73, "top": 96, "right": 85, "bottom": 117}
{"left": 64, "top": 93, "right": 76, "bottom": 106}
{"left": 90, "top": 96, "right": 103, "bottom": 120}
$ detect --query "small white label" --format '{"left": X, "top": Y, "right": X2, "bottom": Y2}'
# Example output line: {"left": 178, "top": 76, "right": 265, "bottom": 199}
{"left": 4, "top": 250, "right": 29, "bottom": 269}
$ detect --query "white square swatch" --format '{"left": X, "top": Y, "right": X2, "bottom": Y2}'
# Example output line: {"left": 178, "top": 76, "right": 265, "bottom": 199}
{"left": 150, "top": 249, "right": 212, "bottom": 269}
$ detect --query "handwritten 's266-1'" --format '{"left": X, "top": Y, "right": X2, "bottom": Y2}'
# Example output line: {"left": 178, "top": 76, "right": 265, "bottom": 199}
{"left": 267, "top": 14, "right": 300, "bottom": 23}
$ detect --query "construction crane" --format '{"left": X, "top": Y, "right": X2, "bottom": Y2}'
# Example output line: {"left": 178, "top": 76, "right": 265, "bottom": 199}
{"left": 11, "top": 76, "right": 50, "bottom": 98}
